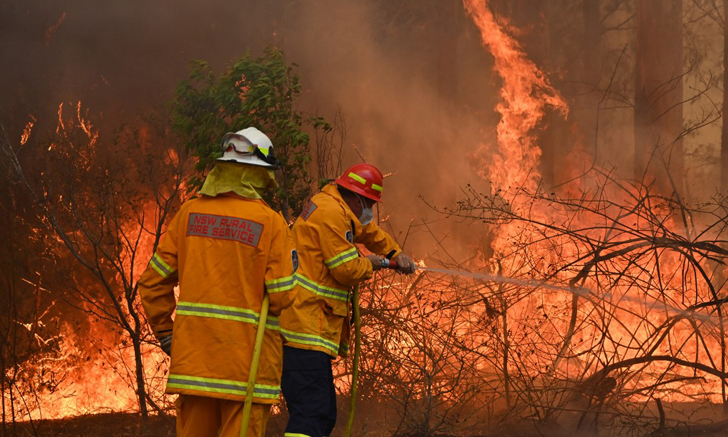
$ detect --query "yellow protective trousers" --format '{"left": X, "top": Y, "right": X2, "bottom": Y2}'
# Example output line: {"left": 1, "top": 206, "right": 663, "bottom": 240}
{"left": 175, "top": 394, "right": 271, "bottom": 437}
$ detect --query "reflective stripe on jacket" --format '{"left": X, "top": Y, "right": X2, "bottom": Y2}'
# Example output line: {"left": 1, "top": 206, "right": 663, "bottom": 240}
{"left": 139, "top": 193, "right": 296, "bottom": 404}
{"left": 280, "top": 183, "right": 402, "bottom": 358}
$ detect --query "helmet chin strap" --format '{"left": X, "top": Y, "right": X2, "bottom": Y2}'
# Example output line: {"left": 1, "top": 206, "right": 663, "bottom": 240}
{"left": 253, "top": 147, "right": 281, "bottom": 169}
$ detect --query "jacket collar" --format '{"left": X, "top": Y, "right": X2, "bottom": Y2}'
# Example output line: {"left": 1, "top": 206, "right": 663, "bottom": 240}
{"left": 216, "top": 191, "right": 271, "bottom": 208}
{"left": 321, "top": 183, "right": 362, "bottom": 228}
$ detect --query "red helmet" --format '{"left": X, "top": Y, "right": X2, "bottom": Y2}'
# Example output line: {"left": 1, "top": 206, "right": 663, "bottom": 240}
{"left": 334, "top": 163, "right": 384, "bottom": 202}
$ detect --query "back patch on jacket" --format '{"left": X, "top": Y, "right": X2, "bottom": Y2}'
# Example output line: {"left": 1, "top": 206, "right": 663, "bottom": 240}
{"left": 300, "top": 201, "right": 318, "bottom": 220}
{"left": 186, "top": 213, "right": 263, "bottom": 247}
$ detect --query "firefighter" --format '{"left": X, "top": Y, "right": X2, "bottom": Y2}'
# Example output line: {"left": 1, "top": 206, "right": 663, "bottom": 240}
{"left": 138, "top": 127, "right": 297, "bottom": 437}
{"left": 280, "top": 163, "right": 416, "bottom": 437}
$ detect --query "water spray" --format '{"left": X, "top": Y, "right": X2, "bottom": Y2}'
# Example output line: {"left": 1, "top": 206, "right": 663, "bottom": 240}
{"left": 388, "top": 260, "right": 713, "bottom": 322}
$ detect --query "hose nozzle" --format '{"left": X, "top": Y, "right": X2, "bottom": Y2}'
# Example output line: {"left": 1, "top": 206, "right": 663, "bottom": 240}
{"left": 381, "top": 258, "right": 399, "bottom": 269}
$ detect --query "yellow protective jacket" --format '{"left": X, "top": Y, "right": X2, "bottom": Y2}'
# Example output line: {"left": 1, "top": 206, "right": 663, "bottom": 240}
{"left": 139, "top": 193, "right": 296, "bottom": 404}
{"left": 279, "top": 183, "right": 402, "bottom": 358}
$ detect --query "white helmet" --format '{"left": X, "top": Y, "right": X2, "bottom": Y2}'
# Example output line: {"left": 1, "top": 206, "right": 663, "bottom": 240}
{"left": 218, "top": 127, "right": 280, "bottom": 168}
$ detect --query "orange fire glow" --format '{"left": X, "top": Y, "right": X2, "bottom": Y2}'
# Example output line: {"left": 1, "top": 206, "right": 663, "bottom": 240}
{"left": 4, "top": 211, "right": 171, "bottom": 420}
{"left": 462, "top": 0, "right": 568, "bottom": 193}
{"left": 462, "top": 0, "right": 725, "bottom": 409}
{"left": 20, "top": 115, "right": 36, "bottom": 146}
{"left": 45, "top": 13, "right": 67, "bottom": 46}
{"left": 5, "top": 105, "right": 175, "bottom": 421}
{"left": 3, "top": 322, "right": 167, "bottom": 421}
{"left": 56, "top": 103, "right": 65, "bottom": 135}
{"left": 76, "top": 101, "right": 98, "bottom": 147}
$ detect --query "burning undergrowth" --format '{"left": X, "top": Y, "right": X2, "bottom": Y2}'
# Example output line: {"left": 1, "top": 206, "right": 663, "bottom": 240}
{"left": 2, "top": 102, "right": 186, "bottom": 425}
{"left": 332, "top": 174, "right": 728, "bottom": 437}
{"left": 330, "top": 1, "right": 728, "bottom": 435}
{"left": 398, "top": 178, "right": 728, "bottom": 436}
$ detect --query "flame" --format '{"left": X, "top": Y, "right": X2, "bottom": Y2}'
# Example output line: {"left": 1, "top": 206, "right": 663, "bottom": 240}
{"left": 458, "top": 0, "right": 726, "bottom": 410}
{"left": 6, "top": 107, "right": 179, "bottom": 421}
{"left": 52, "top": 101, "right": 99, "bottom": 151}
{"left": 5, "top": 202, "right": 173, "bottom": 421}
{"left": 7, "top": 2, "right": 725, "bottom": 428}
{"left": 56, "top": 103, "right": 65, "bottom": 135}
{"left": 463, "top": 0, "right": 723, "bottom": 416}
{"left": 4, "top": 321, "right": 168, "bottom": 420}
{"left": 462, "top": 0, "right": 567, "bottom": 192}
{"left": 20, "top": 115, "right": 36, "bottom": 145}
{"left": 76, "top": 101, "right": 98, "bottom": 146}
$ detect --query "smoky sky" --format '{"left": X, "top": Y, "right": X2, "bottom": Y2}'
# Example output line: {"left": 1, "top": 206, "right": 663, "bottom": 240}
{"left": 1, "top": 0, "right": 584, "bottom": 260}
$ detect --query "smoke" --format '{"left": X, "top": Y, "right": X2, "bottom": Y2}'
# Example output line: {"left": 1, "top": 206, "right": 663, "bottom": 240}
{"left": 1, "top": 0, "right": 509, "bottom": 261}
{"left": 278, "top": 0, "right": 501, "bottom": 258}
{"left": 3, "top": 0, "right": 725, "bottom": 255}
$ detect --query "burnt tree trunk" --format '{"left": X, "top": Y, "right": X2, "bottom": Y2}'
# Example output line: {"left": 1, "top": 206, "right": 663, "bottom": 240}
{"left": 634, "top": 0, "right": 683, "bottom": 195}
{"left": 126, "top": 286, "right": 150, "bottom": 422}
{"left": 132, "top": 331, "right": 149, "bottom": 421}
{"left": 579, "top": 0, "right": 603, "bottom": 167}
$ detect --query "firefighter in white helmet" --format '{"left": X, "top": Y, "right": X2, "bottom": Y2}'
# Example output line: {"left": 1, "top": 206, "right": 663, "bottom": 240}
{"left": 139, "top": 127, "right": 296, "bottom": 437}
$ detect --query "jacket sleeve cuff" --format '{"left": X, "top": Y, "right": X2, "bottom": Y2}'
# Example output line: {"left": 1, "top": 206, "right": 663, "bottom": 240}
{"left": 389, "top": 247, "right": 403, "bottom": 259}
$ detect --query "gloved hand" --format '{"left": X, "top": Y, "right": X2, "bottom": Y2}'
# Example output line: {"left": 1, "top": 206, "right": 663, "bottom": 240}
{"left": 393, "top": 253, "right": 416, "bottom": 274}
{"left": 366, "top": 254, "right": 384, "bottom": 271}
{"left": 159, "top": 335, "right": 173, "bottom": 356}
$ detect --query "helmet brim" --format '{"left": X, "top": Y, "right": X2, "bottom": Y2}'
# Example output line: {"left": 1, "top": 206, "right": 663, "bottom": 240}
{"left": 217, "top": 154, "right": 278, "bottom": 168}
{"left": 334, "top": 178, "right": 383, "bottom": 203}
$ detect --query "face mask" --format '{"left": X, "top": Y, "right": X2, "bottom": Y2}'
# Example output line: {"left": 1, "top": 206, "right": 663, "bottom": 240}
{"left": 357, "top": 195, "right": 374, "bottom": 225}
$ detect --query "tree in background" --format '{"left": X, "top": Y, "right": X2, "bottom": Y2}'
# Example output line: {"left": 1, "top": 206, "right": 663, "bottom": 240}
{"left": 634, "top": 0, "right": 684, "bottom": 194}
{"left": 171, "top": 47, "right": 333, "bottom": 220}
{"left": 1, "top": 106, "right": 188, "bottom": 423}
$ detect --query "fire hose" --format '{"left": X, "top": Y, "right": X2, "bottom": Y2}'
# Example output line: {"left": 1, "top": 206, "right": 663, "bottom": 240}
{"left": 242, "top": 260, "right": 400, "bottom": 437}
{"left": 240, "top": 292, "right": 270, "bottom": 437}
{"left": 344, "top": 258, "right": 400, "bottom": 437}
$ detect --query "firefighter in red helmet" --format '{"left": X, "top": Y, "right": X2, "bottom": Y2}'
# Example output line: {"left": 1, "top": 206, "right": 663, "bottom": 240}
{"left": 279, "top": 163, "right": 415, "bottom": 437}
